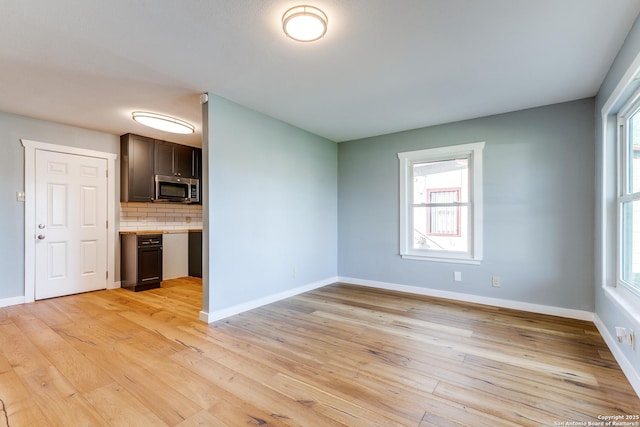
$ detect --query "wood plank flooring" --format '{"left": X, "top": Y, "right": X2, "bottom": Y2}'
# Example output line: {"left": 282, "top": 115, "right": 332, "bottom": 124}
{"left": 0, "top": 278, "right": 638, "bottom": 426}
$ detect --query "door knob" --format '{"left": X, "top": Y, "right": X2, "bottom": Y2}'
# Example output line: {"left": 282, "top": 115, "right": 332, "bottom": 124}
{"left": 38, "top": 224, "right": 46, "bottom": 229}
{"left": 37, "top": 234, "right": 46, "bottom": 240}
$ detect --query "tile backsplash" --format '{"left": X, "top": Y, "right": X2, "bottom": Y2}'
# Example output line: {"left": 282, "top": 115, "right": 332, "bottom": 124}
{"left": 120, "top": 202, "right": 203, "bottom": 232}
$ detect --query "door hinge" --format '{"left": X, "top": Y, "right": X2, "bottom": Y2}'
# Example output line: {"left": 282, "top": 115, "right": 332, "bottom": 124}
{"left": 106, "top": 220, "right": 108, "bottom": 229}
{"left": 106, "top": 271, "right": 109, "bottom": 280}
{"left": 106, "top": 170, "right": 108, "bottom": 178}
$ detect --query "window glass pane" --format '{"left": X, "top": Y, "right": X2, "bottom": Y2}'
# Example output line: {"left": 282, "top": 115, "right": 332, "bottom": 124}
{"left": 413, "top": 159, "right": 469, "bottom": 204}
{"left": 622, "top": 200, "right": 640, "bottom": 289}
{"left": 630, "top": 113, "right": 640, "bottom": 193}
{"left": 413, "top": 206, "right": 468, "bottom": 252}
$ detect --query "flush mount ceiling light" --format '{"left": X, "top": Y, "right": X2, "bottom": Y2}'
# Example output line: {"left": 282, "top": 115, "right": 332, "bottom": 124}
{"left": 282, "top": 5, "right": 328, "bottom": 42}
{"left": 131, "top": 111, "right": 195, "bottom": 134}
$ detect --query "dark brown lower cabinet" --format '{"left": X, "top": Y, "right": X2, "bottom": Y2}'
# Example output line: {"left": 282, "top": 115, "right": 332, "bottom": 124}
{"left": 188, "top": 231, "right": 202, "bottom": 278}
{"left": 121, "top": 234, "right": 163, "bottom": 291}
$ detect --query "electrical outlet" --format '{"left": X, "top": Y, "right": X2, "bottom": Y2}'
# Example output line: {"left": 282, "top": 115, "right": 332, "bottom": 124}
{"left": 492, "top": 276, "right": 501, "bottom": 288}
{"left": 616, "top": 327, "right": 636, "bottom": 349}
{"left": 454, "top": 272, "right": 462, "bottom": 282}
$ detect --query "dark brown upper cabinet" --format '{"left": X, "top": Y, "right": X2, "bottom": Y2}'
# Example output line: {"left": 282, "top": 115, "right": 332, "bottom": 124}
{"left": 121, "top": 134, "right": 202, "bottom": 203}
{"left": 155, "top": 141, "right": 199, "bottom": 179}
{"left": 121, "top": 134, "right": 155, "bottom": 202}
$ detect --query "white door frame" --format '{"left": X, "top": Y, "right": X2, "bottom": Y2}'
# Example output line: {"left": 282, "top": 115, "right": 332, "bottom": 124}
{"left": 22, "top": 139, "right": 118, "bottom": 303}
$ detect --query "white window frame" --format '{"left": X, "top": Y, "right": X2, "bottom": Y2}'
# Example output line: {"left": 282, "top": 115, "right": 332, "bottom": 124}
{"left": 616, "top": 87, "right": 640, "bottom": 298}
{"left": 398, "top": 142, "right": 485, "bottom": 264}
{"left": 600, "top": 52, "right": 640, "bottom": 331}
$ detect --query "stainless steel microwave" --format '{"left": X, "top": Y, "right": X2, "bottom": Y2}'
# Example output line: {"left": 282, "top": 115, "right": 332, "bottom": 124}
{"left": 154, "top": 175, "right": 200, "bottom": 203}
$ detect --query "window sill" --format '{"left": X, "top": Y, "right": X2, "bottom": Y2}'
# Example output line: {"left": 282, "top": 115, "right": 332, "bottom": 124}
{"left": 400, "top": 253, "right": 482, "bottom": 265}
{"left": 604, "top": 285, "right": 640, "bottom": 330}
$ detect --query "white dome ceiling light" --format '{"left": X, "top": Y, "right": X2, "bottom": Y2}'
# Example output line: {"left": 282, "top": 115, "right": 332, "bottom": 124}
{"left": 282, "top": 5, "right": 328, "bottom": 42}
{"left": 131, "top": 111, "right": 195, "bottom": 134}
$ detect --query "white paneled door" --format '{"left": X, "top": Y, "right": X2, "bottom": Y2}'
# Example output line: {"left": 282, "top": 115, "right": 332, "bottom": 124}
{"left": 34, "top": 149, "right": 108, "bottom": 300}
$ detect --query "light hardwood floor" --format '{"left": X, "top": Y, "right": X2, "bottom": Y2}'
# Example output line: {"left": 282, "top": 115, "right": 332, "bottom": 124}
{"left": 0, "top": 278, "right": 638, "bottom": 426}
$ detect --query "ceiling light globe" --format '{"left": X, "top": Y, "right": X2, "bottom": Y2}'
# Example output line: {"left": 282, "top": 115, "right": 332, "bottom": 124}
{"left": 131, "top": 112, "right": 195, "bottom": 134}
{"left": 282, "top": 6, "right": 328, "bottom": 42}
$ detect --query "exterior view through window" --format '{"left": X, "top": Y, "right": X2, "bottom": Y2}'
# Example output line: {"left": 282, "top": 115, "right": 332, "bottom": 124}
{"left": 413, "top": 160, "right": 466, "bottom": 251}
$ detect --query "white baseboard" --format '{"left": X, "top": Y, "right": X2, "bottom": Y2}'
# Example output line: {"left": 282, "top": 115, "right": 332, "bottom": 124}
{"left": 338, "top": 276, "right": 595, "bottom": 321}
{"left": 200, "top": 276, "right": 339, "bottom": 323}
{"left": 593, "top": 314, "right": 640, "bottom": 398}
{"left": 109, "top": 281, "right": 122, "bottom": 290}
{"left": 0, "top": 295, "right": 26, "bottom": 308}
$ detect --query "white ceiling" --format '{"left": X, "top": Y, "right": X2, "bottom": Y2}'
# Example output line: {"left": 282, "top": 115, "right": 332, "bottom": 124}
{"left": 1, "top": 1, "right": 639, "bottom": 146}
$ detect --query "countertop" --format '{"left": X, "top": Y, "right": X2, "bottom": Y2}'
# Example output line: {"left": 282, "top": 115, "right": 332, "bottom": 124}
{"left": 119, "top": 229, "right": 202, "bottom": 235}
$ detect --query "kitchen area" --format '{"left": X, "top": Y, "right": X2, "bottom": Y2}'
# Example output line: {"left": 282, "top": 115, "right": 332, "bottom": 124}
{"left": 119, "top": 133, "right": 203, "bottom": 292}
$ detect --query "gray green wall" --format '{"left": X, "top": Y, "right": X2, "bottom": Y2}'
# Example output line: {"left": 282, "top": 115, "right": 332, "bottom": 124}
{"left": 0, "top": 111, "right": 119, "bottom": 301}
{"left": 338, "top": 99, "right": 595, "bottom": 311}
{"left": 205, "top": 95, "right": 337, "bottom": 314}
